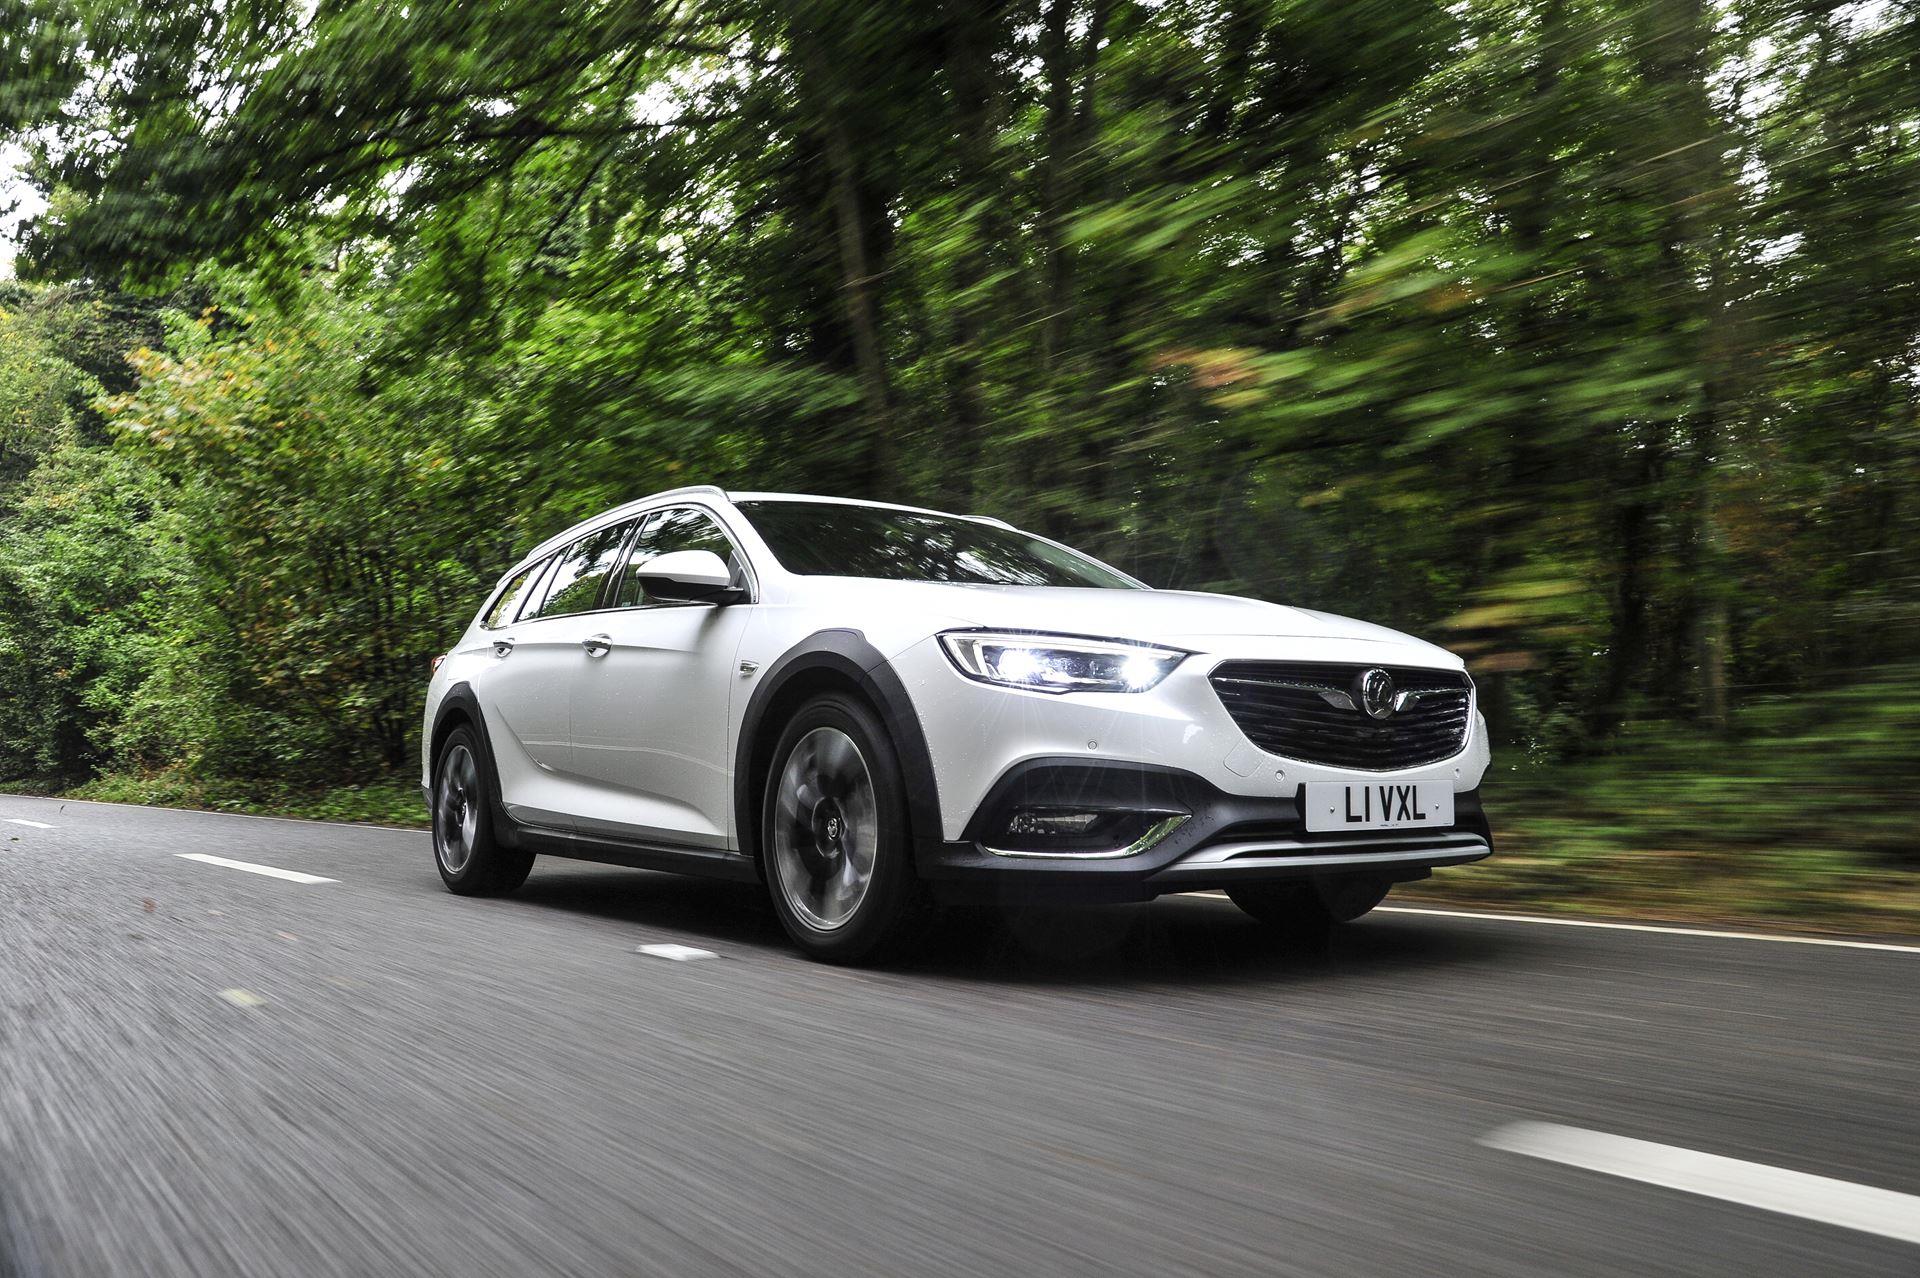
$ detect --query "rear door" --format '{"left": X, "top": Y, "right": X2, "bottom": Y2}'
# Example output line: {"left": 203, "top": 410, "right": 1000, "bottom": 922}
{"left": 477, "top": 520, "right": 632, "bottom": 831}
{"left": 567, "top": 505, "right": 753, "bottom": 849}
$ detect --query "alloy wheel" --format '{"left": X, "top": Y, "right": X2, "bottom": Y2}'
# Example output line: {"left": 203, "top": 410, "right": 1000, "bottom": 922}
{"left": 770, "top": 727, "right": 879, "bottom": 931}
{"left": 434, "top": 743, "right": 481, "bottom": 874}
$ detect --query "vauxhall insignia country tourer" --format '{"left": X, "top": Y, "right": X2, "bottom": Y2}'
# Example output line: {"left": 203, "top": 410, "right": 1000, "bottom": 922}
{"left": 423, "top": 488, "right": 1491, "bottom": 962}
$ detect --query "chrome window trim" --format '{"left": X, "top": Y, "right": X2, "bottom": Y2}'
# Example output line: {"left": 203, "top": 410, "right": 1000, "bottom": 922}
{"left": 477, "top": 555, "right": 552, "bottom": 632}
{"left": 507, "top": 553, "right": 562, "bottom": 627}
{"left": 516, "top": 518, "right": 642, "bottom": 624}
{"left": 496, "top": 500, "right": 763, "bottom": 630}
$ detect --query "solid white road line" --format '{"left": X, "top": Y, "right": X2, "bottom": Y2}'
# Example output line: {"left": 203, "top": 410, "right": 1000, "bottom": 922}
{"left": 5, "top": 817, "right": 54, "bottom": 829}
{"left": 1483, "top": 1122, "right": 1920, "bottom": 1246}
{"left": 1177, "top": 894, "right": 1920, "bottom": 953}
{"left": 1374, "top": 905, "right": 1920, "bottom": 954}
{"left": 176, "top": 853, "right": 337, "bottom": 884}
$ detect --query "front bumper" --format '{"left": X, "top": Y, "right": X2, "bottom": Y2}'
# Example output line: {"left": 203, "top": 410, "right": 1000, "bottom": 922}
{"left": 889, "top": 633, "right": 1491, "bottom": 843}
{"left": 916, "top": 758, "right": 1491, "bottom": 904}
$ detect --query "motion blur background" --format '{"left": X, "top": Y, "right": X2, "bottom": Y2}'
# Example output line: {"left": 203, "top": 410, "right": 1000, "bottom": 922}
{"left": 0, "top": 0, "right": 1914, "bottom": 930}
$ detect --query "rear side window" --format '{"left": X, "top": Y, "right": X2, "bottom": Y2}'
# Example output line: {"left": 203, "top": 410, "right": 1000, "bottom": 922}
{"left": 481, "top": 558, "right": 549, "bottom": 629}
{"left": 523, "top": 522, "right": 633, "bottom": 620}
{"left": 609, "top": 506, "right": 741, "bottom": 608}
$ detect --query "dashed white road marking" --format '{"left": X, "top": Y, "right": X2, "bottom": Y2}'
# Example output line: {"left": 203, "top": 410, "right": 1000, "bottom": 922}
{"left": 176, "top": 853, "right": 337, "bottom": 884}
{"left": 635, "top": 943, "right": 716, "bottom": 962}
{"left": 1484, "top": 1122, "right": 1920, "bottom": 1245}
{"left": 5, "top": 817, "right": 54, "bottom": 829}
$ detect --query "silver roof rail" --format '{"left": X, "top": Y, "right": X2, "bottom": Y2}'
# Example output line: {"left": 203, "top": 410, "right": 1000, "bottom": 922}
{"left": 638, "top": 483, "right": 730, "bottom": 503}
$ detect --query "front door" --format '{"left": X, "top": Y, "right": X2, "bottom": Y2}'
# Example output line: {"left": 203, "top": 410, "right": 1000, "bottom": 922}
{"left": 568, "top": 505, "right": 751, "bottom": 849}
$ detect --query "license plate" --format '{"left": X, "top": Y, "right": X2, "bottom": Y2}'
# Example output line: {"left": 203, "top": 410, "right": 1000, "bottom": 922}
{"left": 1304, "top": 781, "right": 1454, "bottom": 832}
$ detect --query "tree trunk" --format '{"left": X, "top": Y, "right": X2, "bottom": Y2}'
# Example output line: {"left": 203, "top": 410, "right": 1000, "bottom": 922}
{"left": 1640, "top": 0, "right": 1737, "bottom": 731}
{"left": 791, "top": 24, "right": 897, "bottom": 491}
{"left": 1036, "top": 0, "right": 1108, "bottom": 373}
{"left": 819, "top": 120, "right": 895, "bottom": 490}
{"left": 938, "top": 1, "right": 1005, "bottom": 504}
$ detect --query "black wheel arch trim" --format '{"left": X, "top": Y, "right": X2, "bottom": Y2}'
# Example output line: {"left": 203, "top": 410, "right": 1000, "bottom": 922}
{"left": 428, "top": 683, "right": 525, "bottom": 849}
{"left": 733, "top": 629, "right": 944, "bottom": 868}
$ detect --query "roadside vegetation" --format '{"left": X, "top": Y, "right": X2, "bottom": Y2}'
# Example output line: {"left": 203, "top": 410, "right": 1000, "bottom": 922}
{"left": 1, "top": 1, "right": 1915, "bottom": 931}
{"left": 1409, "top": 666, "right": 1920, "bottom": 935}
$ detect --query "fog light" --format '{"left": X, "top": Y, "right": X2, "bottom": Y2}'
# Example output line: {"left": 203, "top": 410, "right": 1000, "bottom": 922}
{"left": 1005, "top": 810, "right": 1106, "bottom": 839}
{"left": 986, "top": 807, "right": 1189, "bottom": 859}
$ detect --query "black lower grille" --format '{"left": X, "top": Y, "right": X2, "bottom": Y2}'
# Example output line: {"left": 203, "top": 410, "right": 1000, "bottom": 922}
{"left": 1209, "top": 661, "right": 1472, "bottom": 771}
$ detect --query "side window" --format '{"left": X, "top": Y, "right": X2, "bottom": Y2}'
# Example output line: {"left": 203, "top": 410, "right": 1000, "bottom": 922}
{"left": 610, "top": 506, "right": 741, "bottom": 608}
{"left": 481, "top": 558, "right": 547, "bottom": 630}
{"left": 523, "top": 522, "right": 633, "bottom": 620}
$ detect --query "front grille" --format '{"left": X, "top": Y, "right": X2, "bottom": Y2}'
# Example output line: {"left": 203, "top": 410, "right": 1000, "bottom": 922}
{"left": 1209, "top": 661, "right": 1472, "bottom": 771}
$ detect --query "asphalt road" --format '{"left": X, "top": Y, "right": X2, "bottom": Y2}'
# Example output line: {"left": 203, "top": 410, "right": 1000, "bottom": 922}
{"left": 4, "top": 795, "right": 1918, "bottom": 1277}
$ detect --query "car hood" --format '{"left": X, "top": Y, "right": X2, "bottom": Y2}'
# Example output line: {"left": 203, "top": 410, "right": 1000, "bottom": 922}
{"left": 792, "top": 579, "right": 1462, "bottom": 667}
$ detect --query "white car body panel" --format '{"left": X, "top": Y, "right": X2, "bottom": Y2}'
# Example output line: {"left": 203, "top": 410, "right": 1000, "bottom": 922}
{"left": 889, "top": 636, "right": 1487, "bottom": 842}
{"left": 567, "top": 603, "right": 748, "bottom": 848}
{"left": 422, "top": 487, "right": 1489, "bottom": 859}
{"left": 474, "top": 611, "right": 591, "bottom": 829}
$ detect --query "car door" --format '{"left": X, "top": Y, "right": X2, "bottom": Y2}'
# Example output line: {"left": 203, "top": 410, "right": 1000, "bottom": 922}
{"left": 567, "top": 505, "right": 753, "bottom": 850}
{"left": 477, "top": 520, "right": 633, "bottom": 831}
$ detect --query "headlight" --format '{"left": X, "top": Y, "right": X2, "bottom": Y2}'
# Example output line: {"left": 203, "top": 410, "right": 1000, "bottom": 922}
{"left": 938, "top": 632, "right": 1186, "bottom": 694}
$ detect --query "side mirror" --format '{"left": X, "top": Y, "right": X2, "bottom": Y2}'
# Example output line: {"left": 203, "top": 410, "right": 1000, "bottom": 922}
{"left": 632, "top": 549, "right": 744, "bottom": 604}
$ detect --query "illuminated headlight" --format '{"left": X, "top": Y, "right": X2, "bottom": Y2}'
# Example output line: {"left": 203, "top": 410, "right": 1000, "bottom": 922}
{"left": 939, "top": 632, "right": 1187, "bottom": 694}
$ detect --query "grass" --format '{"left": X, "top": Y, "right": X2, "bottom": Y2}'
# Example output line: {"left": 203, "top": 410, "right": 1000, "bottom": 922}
{"left": 1399, "top": 822, "right": 1920, "bottom": 938}
{"left": 1402, "top": 671, "right": 1920, "bottom": 936}
{"left": 45, "top": 770, "right": 430, "bottom": 828}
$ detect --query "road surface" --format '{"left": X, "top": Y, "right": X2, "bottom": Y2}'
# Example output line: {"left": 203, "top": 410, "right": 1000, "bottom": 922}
{"left": 3, "top": 794, "right": 1917, "bottom": 1276}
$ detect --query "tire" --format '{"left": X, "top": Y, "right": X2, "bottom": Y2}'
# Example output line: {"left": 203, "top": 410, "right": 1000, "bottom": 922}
{"left": 760, "top": 692, "right": 928, "bottom": 964}
{"left": 431, "top": 725, "right": 535, "bottom": 896}
{"left": 1226, "top": 874, "right": 1390, "bottom": 933}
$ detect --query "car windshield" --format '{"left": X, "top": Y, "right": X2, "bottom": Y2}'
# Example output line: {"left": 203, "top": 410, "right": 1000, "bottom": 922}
{"left": 734, "top": 500, "right": 1140, "bottom": 589}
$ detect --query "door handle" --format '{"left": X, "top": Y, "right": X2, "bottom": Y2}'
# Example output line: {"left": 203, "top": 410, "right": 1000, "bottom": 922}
{"left": 492, "top": 637, "right": 515, "bottom": 657}
{"left": 582, "top": 634, "right": 612, "bottom": 657}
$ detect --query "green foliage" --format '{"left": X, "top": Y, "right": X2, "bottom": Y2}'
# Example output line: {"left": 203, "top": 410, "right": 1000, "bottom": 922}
{"left": 1410, "top": 666, "right": 1920, "bottom": 933}
{"left": 66, "top": 769, "right": 426, "bottom": 827}
{"left": 95, "top": 280, "right": 511, "bottom": 773}
{"left": 0, "top": 432, "right": 165, "bottom": 781}
{"left": 0, "top": 292, "right": 92, "bottom": 480}
{"left": 0, "top": 1, "right": 1915, "bottom": 925}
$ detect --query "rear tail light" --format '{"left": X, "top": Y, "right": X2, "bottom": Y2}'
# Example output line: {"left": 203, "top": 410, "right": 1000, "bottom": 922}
{"left": 430, "top": 654, "right": 446, "bottom": 674}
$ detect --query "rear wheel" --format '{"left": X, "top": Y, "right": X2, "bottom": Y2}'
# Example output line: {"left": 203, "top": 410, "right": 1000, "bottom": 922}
{"left": 761, "top": 693, "right": 926, "bottom": 964}
{"left": 432, "top": 725, "right": 534, "bottom": 896}
{"left": 1226, "top": 875, "right": 1390, "bottom": 933}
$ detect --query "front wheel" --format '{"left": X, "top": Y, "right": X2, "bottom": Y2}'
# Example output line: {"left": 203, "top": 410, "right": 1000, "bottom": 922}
{"left": 761, "top": 693, "right": 927, "bottom": 964}
{"left": 432, "top": 726, "right": 534, "bottom": 896}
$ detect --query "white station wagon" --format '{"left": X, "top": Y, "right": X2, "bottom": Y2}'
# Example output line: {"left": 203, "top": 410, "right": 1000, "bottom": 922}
{"left": 423, "top": 487, "right": 1491, "bottom": 962}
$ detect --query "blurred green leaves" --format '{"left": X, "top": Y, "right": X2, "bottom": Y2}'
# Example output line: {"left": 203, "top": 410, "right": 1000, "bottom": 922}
{"left": 0, "top": 0, "right": 1913, "bottom": 847}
